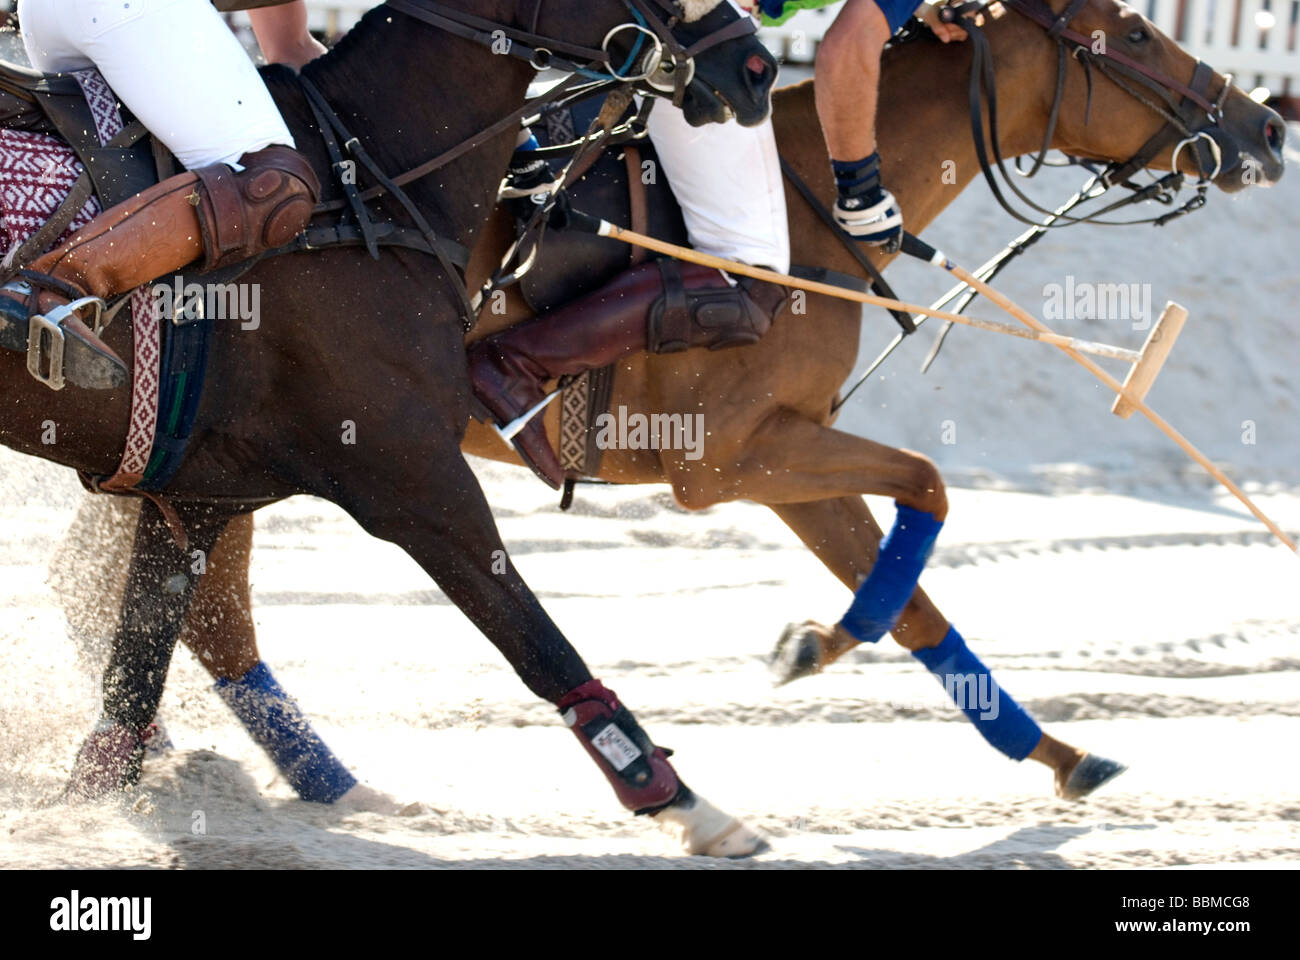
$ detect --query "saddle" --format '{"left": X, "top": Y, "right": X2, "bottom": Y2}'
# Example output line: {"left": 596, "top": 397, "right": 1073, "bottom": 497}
{"left": 0, "top": 59, "right": 168, "bottom": 208}
{"left": 516, "top": 94, "right": 882, "bottom": 488}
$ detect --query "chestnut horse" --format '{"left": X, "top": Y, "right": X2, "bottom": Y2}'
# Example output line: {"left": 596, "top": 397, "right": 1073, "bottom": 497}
{"left": 57, "top": 0, "right": 1284, "bottom": 803}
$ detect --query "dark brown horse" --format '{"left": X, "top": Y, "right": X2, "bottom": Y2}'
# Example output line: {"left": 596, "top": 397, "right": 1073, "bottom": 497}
{"left": 4, "top": 0, "right": 781, "bottom": 856}
{"left": 57, "top": 0, "right": 1285, "bottom": 811}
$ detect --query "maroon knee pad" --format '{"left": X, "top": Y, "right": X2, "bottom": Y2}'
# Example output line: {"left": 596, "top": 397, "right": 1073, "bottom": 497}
{"left": 558, "top": 679, "right": 682, "bottom": 814}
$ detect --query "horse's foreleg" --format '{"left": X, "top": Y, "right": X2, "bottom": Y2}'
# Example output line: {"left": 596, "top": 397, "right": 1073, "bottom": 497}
{"left": 770, "top": 495, "right": 951, "bottom": 653}
{"left": 65, "top": 501, "right": 233, "bottom": 800}
{"left": 666, "top": 415, "right": 1117, "bottom": 798}
{"left": 671, "top": 407, "right": 948, "bottom": 519}
{"left": 338, "top": 447, "right": 765, "bottom": 855}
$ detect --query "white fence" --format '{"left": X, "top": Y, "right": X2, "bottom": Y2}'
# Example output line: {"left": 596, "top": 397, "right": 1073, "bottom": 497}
{"left": 755, "top": 0, "right": 1300, "bottom": 95}
{"left": 241, "top": 1, "right": 1300, "bottom": 97}
{"left": 1147, "top": 0, "right": 1300, "bottom": 95}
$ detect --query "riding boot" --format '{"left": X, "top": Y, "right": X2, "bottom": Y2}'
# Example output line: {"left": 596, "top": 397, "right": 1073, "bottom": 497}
{"left": 468, "top": 259, "right": 789, "bottom": 488}
{"left": 0, "top": 145, "right": 319, "bottom": 390}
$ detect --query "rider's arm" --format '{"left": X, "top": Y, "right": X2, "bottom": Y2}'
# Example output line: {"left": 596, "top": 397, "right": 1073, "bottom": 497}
{"left": 248, "top": 1, "right": 327, "bottom": 70}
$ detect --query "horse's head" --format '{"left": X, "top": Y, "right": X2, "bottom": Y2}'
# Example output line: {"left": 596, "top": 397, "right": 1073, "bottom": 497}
{"left": 533, "top": 0, "right": 778, "bottom": 126}
{"left": 1022, "top": 0, "right": 1286, "bottom": 190}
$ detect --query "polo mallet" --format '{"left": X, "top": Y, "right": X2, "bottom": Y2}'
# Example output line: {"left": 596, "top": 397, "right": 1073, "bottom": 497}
{"left": 572, "top": 216, "right": 1296, "bottom": 554}
{"left": 897, "top": 232, "right": 1293, "bottom": 553}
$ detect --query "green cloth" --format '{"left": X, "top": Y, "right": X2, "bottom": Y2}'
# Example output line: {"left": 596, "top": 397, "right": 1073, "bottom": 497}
{"left": 759, "top": 0, "right": 845, "bottom": 28}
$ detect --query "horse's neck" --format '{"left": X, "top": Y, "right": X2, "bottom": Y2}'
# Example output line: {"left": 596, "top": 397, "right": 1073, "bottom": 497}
{"left": 299, "top": 6, "right": 533, "bottom": 246}
{"left": 775, "top": 17, "right": 1054, "bottom": 239}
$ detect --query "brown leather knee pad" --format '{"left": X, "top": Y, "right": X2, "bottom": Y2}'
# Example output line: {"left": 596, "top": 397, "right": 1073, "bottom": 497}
{"left": 192, "top": 145, "right": 321, "bottom": 271}
{"left": 647, "top": 260, "right": 788, "bottom": 354}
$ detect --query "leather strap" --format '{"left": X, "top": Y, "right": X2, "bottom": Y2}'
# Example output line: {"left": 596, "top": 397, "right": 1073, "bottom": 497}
{"left": 652, "top": 258, "right": 691, "bottom": 352}
{"left": 193, "top": 163, "right": 247, "bottom": 267}
{"left": 623, "top": 145, "right": 648, "bottom": 266}
{"left": 778, "top": 156, "right": 915, "bottom": 334}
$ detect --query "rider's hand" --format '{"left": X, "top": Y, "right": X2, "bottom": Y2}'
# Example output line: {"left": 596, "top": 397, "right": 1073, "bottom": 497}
{"left": 917, "top": 3, "right": 970, "bottom": 43}
{"left": 834, "top": 190, "right": 904, "bottom": 251}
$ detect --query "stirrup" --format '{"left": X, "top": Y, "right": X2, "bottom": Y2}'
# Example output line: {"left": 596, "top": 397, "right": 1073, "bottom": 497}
{"left": 27, "top": 296, "right": 106, "bottom": 391}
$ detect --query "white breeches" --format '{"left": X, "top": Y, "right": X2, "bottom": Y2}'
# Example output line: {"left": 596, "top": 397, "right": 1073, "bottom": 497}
{"left": 18, "top": 0, "right": 294, "bottom": 170}
{"left": 646, "top": 103, "right": 790, "bottom": 274}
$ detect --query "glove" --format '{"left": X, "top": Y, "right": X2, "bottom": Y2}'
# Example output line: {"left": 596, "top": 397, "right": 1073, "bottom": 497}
{"left": 833, "top": 189, "right": 904, "bottom": 251}
{"left": 831, "top": 151, "right": 903, "bottom": 251}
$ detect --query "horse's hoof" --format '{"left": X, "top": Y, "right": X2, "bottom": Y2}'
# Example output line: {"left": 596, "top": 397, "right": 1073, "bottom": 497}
{"left": 1058, "top": 753, "right": 1128, "bottom": 801}
{"left": 63, "top": 718, "right": 145, "bottom": 802}
{"left": 770, "top": 620, "right": 829, "bottom": 686}
{"left": 652, "top": 789, "right": 769, "bottom": 858}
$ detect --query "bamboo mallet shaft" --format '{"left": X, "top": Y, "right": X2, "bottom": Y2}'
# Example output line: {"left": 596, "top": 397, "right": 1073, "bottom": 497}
{"left": 593, "top": 222, "right": 1140, "bottom": 362}
{"left": 589, "top": 221, "right": 1296, "bottom": 554}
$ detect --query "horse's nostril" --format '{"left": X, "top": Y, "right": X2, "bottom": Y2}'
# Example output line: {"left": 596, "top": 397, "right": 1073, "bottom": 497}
{"left": 745, "top": 53, "right": 769, "bottom": 77}
{"left": 1264, "top": 120, "right": 1285, "bottom": 155}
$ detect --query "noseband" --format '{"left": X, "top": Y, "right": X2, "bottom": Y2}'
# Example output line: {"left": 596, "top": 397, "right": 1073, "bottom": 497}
{"left": 944, "top": 0, "right": 1234, "bottom": 228}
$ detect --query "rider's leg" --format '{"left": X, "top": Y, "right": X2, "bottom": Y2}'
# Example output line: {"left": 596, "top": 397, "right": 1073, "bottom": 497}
{"left": 8, "top": 0, "right": 318, "bottom": 388}
{"left": 470, "top": 260, "right": 788, "bottom": 487}
{"left": 643, "top": 97, "right": 790, "bottom": 273}
{"left": 469, "top": 106, "right": 790, "bottom": 488}
{"left": 21, "top": 0, "right": 292, "bottom": 168}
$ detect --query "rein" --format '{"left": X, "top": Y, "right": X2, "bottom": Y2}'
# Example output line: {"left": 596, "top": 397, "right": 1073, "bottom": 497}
{"left": 834, "top": 0, "right": 1247, "bottom": 404}
{"left": 301, "top": 0, "right": 755, "bottom": 331}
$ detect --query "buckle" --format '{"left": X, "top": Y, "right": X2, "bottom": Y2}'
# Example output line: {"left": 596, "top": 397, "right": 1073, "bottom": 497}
{"left": 642, "top": 53, "right": 694, "bottom": 95}
{"left": 602, "top": 22, "right": 664, "bottom": 82}
{"left": 25, "top": 296, "right": 107, "bottom": 392}
{"left": 27, "top": 311, "right": 65, "bottom": 390}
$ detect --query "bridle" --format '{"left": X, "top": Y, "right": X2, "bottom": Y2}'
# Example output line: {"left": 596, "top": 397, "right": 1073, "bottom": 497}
{"left": 835, "top": 0, "right": 1247, "bottom": 406}
{"left": 386, "top": 0, "right": 756, "bottom": 107}
{"left": 297, "top": 0, "right": 757, "bottom": 331}
{"left": 945, "top": 0, "right": 1236, "bottom": 229}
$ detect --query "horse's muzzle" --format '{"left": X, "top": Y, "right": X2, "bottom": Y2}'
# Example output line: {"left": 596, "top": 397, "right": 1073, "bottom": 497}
{"left": 1213, "top": 93, "right": 1287, "bottom": 191}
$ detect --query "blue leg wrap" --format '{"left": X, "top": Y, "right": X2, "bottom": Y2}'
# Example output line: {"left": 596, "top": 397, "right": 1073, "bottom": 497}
{"left": 838, "top": 503, "right": 943, "bottom": 644}
{"left": 912, "top": 626, "right": 1042, "bottom": 761}
{"left": 215, "top": 662, "right": 356, "bottom": 803}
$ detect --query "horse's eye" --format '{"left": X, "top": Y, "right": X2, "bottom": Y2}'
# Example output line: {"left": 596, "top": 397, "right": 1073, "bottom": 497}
{"left": 1127, "top": 27, "right": 1150, "bottom": 43}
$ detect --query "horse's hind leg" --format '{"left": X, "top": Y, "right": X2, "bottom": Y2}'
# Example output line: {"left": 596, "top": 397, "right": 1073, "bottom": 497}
{"left": 770, "top": 494, "right": 1122, "bottom": 799}
{"left": 337, "top": 449, "right": 765, "bottom": 855}
{"left": 65, "top": 501, "right": 234, "bottom": 800}
{"left": 177, "top": 513, "right": 365, "bottom": 805}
